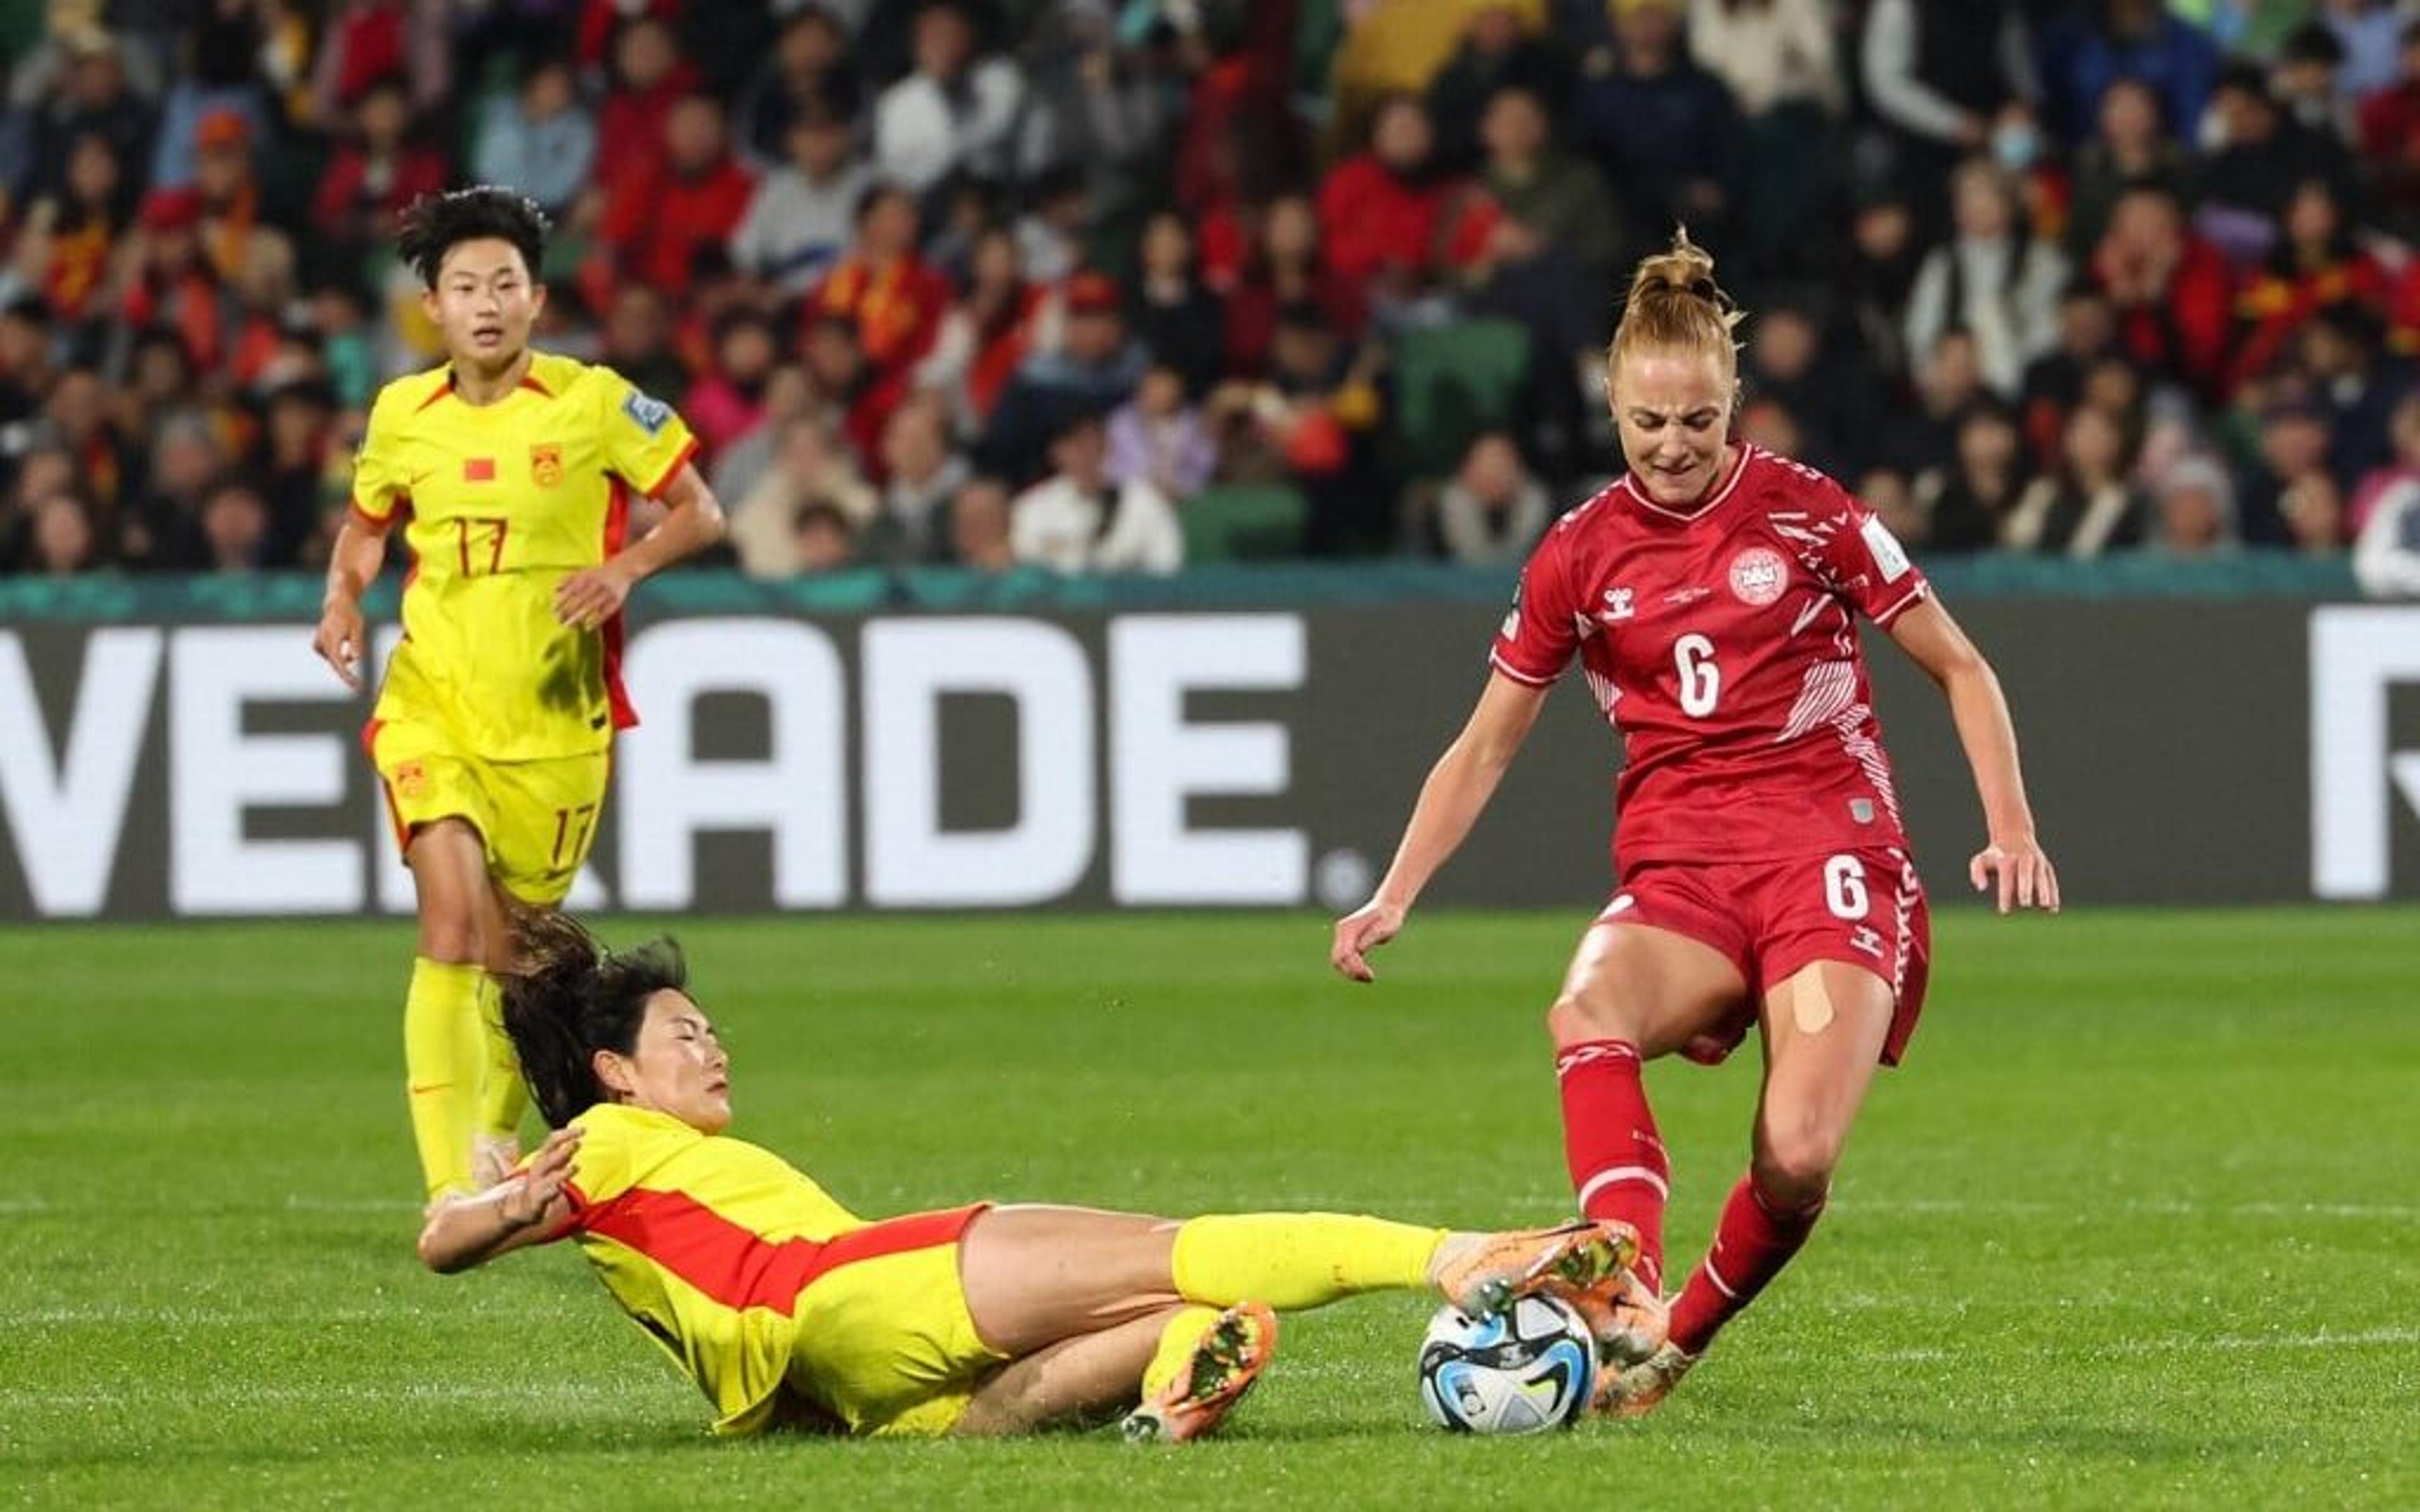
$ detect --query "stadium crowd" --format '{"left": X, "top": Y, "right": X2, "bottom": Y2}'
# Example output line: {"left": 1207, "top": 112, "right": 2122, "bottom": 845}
{"left": 3, "top": 0, "right": 2420, "bottom": 583}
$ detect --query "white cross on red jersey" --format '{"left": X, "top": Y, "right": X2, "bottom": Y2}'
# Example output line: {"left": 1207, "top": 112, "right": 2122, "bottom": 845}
{"left": 1490, "top": 444, "right": 1931, "bottom": 875}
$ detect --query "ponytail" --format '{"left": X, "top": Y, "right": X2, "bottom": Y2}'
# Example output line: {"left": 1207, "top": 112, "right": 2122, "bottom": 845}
{"left": 500, "top": 911, "right": 689, "bottom": 1128}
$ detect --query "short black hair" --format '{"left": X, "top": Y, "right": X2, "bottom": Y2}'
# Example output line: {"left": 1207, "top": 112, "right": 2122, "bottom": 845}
{"left": 395, "top": 186, "right": 550, "bottom": 289}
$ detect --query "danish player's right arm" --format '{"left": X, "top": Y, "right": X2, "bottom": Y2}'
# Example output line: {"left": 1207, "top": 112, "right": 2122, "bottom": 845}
{"left": 1330, "top": 672, "right": 1551, "bottom": 982}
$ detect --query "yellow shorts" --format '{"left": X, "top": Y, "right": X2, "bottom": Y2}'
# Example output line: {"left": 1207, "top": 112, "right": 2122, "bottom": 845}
{"left": 367, "top": 718, "right": 609, "bottom": 906}
{"left": 785, "top": 1205, "right": 1005, "bottom": 1438}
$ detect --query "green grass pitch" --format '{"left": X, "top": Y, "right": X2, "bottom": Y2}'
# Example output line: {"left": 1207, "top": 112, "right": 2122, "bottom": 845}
{"left": 3, "top": 908, "right": 2415, "bottom": 1508}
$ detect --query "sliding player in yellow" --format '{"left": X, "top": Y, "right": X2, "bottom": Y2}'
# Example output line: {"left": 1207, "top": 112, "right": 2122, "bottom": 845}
{"left": 313, "top": 187, "right": 726, "bottom": 1203}
{"left": 418, "top": 914, "right": 1646, "bottom": 1441}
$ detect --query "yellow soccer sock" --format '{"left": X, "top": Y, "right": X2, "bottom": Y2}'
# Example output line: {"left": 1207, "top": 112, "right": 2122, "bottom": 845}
{"left": 1139, "top": 1306, "right": 1224, "bottom": 1400}
{"left": 473, "top": 970, "right": 529, "bottom": 1142}
{"left": 1169, "top": 1214, "right": 1448, "bottom": 1312}
{"left": 403, "top": 956, "right": 484, "bottom": 1200}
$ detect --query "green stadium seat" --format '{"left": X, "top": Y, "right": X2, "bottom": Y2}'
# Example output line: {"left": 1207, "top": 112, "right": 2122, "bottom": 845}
{"left": 1390, "top": 318, "right": 1531, "bottom": 480}
{"left": 1182, "top": 483, "right": 1310, "bottom": 563}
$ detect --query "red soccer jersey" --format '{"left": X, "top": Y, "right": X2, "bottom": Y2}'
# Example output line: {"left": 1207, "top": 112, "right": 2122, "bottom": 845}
{"left": 1490, "top": 444, "right": 1931, "bottom": 875}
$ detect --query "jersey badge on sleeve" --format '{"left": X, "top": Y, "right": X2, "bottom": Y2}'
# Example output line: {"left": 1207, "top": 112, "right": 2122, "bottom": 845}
{"left": 530, "top": 442, "right": 563, "bottom": 488}
{"left": 622, "top": 391, "right": 673, "bottom": 436}
{"left": 1728, "top": 546, "right": 1787, "bottom": 607}
{"left": 1860, "top": 515, "right": 1913, "bottom": 583}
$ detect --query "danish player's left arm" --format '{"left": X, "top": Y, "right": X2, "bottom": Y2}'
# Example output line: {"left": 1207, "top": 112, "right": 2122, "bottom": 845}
{"left": 554, "top": 461, "right": 728, "bottom": 630}
{"left": 1885, "top": 598, "right": 2060, "bottom": 915}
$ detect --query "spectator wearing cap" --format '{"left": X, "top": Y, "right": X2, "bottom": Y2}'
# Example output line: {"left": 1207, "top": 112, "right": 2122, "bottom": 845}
{"left": 2143, "top": 451, "right": 2240, "bottom": 556}
{"left": 1424, "top": 4, "right": 1570, "bottom": 176}
{"left": 873, "top": 1, "right": 1025, "bottom": 193}
{"left": 1572, "top": 0, "right": 1743, "bottom": 270}
{"left": 472, "top": 57, "right": 597, "bottom": 221}
{"left": 588, "top": 94, "right": 757, "bottom": 312}
{"left": 2036, "top": 2, "right": 2220, "bottom": 152}
{"left": 1009, "top": 408, "right": 1182, "bottom": 575}
{"left": 731, "top": 102, "right": 870, "bottom": 296}
{"left": 734, "top": 9, "right": 863, "bottom": 171}
{"left": 980, "top": 269, "right": 1146, "bottom": 486}
{"left": 1903, "top": 156, "right": 2070, "bottom": 400}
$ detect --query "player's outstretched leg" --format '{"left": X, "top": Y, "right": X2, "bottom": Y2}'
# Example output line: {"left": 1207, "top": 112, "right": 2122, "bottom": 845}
{"left": 1120, "top": 1302, "right": 1279, "bottom": 1444}
{"left": 1427, "top": 1219, "right": 1639, "bottom": 1320}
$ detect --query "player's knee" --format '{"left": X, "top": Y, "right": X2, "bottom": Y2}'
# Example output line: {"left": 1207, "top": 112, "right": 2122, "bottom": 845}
{"left": 1753, "top": 1120, "right": 1845, "bottom": 1205}
{"left": 1546, "top": 991, "right": 1627, "bottom": 1046}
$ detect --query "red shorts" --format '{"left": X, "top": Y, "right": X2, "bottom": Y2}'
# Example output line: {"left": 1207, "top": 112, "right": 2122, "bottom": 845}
{"left": 1599, "top": 845, "right": 1931, "bottom": 1067}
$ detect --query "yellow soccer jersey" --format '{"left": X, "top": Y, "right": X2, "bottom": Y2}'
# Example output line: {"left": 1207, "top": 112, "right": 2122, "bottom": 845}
{"left": 550, "top": 1104, "right": 867, "bottom": 1435}
{"left": 350, "top": 352, "right": 699, "bottom": 760}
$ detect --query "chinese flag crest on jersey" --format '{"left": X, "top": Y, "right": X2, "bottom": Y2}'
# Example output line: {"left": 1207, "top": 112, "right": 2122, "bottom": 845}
{"left": 531, "top": 442, "right": 563, "bottom": 488}
{"left": 394, "top": 760, "right": 427, "bottom": 798}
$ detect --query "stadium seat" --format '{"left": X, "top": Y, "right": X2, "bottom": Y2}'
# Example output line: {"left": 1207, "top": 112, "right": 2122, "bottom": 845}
{"left": 1390, "top": 318, "right": 1531, "bottom": 480}
{"left": 1182, "top": 483, "right": 1310, "bottom": 563}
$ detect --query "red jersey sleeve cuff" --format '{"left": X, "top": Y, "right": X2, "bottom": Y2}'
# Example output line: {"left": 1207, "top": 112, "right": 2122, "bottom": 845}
{"left": 638, "top": 436, "right": 702, "bottom": 500}
{"left": 1870, "top": 580, "right": 1931, "bottom": 627}
{"left": 1488, "top": 649, "right": 1560, "bottom": 687}
{"left": 348, "top": 499, "right": 395, "bottom": 534}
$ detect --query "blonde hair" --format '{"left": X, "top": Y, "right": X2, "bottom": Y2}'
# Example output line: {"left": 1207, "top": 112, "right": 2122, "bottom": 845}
{"left": 1607, "top": 229, "right": 1746, "bottom": 382}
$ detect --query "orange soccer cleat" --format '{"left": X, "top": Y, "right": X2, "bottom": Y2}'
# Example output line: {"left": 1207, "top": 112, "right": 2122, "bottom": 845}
{"left": 1430, "top": 1219, "right": 1642, "bottom": 1320}
{"left": 1555, "top": 1269, "right": 1670, "bottom": 1370}
{"left": 1121, "top": 1302, "right": 1280, "bottom": 1445}
{"left": 1594, "top": 1340, "right": 1697, "bottom": 1418}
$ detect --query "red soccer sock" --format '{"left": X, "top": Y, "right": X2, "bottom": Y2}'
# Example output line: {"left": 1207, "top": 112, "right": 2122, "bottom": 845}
{"left": 1556, "top": 1038, "right": 1669, "bottom": 1292}
{"left": 1668, "top": 1172, "right": 1826, "bottom": 1354}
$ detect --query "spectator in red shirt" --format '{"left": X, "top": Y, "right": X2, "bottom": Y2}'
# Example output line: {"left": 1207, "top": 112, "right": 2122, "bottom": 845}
{"left": 2089, "top": 184, "right": 2237, "bottom": 401}
{"left": 592, "top": 13, "right": 701, "bottom": 206}
{"left": 586, "top": 93, "right": 756, "bottom": 308}
{"left": 1224, "top": 193, "right": 1366, "bottom": 376}
{"left": 1317, "top": 94, "right": 1453, "bottom": 294}
{"left": 808, "top": 183, "right": 951, "bottom": 388}
{"left": 311, "top": 79, "right": 448, "bottom": 279}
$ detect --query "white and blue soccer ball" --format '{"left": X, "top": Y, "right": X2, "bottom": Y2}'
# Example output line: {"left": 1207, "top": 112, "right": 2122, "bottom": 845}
{"left": 1417, "top": 1292, "right": 1598, "bottom": 1435}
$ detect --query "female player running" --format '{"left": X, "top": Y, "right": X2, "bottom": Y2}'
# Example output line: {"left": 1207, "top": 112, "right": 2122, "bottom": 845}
{"left": 312, "top": 188, "right": 725, "bottom": 1203}
{"left": 418, "top": 913, "right": 1636, "bottom": 1441}
{"left": 1330, "top": 232, "right": 2060, "bottom": 1413}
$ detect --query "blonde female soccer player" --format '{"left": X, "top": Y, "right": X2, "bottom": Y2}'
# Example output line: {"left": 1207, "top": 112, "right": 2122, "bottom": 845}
{"left": 312, "top": 187, "right": 726, "bottom": 1203}
{"left": 1333, "top": 232, "right": 2059, "bottom": 1414}
{"left": 415, "top": 914, "right": 1640, "bottom": 1441}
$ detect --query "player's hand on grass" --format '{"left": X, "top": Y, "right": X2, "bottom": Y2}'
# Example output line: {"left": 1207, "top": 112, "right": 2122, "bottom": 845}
{"left": 1332, "top": 899, "right": 1407, "bottom": 983}
{"left": 555, "top": 562, "right": 635, "bottom": 629}
{"left": 312, "top": 595, "right": 366, "bottom": 689}
{"left": 1971, "top": 836, "right": 2060, "bottom": 915}
{"left": 504, "top": 1125, "right": 582, "bottom": 1228}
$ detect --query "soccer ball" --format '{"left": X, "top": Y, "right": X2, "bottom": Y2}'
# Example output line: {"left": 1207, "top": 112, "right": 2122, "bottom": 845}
{"left": 1417, "top": 1292, "right": 1598, "bottom": 1435}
